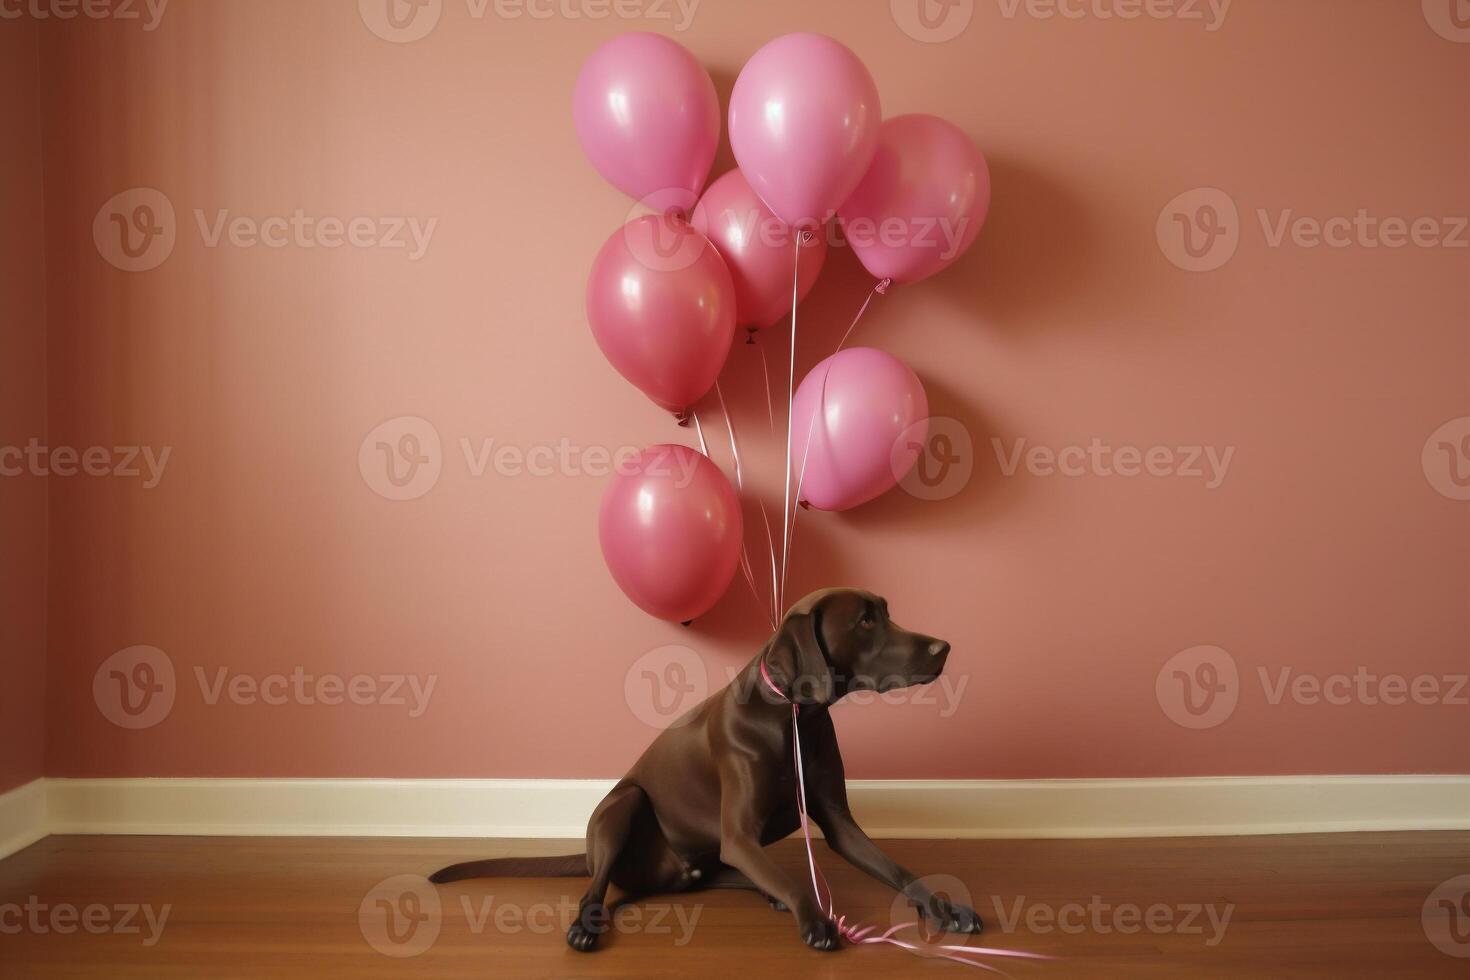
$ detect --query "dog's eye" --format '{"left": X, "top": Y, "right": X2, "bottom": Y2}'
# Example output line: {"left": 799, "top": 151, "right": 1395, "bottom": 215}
{"left": 859, "top": 612, "right": 875, "bottom": 629}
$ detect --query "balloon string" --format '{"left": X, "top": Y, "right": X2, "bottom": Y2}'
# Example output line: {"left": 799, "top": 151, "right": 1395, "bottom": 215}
{"left": 784, "top": 276, "right": 891, "bottom": 607}
{"left": 758, "top": 341, "right": 776, "bottom": 435}
{"left": 752, "top": 340, "right": 787, "bottom": 608}
{"left": 777, "top": 231, "right": 807, "bottom": 616}
{"left": 694, "top": 401, "right": 766, "bottom": 623}
{"left": 692, "top": 408, "right": 709, "bottom": 457}
{"left": 715, "top": 380, "right": 778, "bottom": 631}
{"left": 753, "top": 340, "right": 780, "bottom": 609}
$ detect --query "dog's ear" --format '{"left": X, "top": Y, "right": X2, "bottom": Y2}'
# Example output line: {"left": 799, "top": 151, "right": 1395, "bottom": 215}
{"left": 763, "top": 610, "right": 833, "bottom": 705}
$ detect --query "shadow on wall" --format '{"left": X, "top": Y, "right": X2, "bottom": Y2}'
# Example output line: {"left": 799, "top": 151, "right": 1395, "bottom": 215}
{"left": 680, "top": 139, "right": 1121, "bottom": 652}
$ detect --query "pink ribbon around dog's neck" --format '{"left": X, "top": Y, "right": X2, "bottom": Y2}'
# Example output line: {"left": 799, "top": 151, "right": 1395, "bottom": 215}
{"left": 758, "top": 660, "right": 1052, "bottom": 973}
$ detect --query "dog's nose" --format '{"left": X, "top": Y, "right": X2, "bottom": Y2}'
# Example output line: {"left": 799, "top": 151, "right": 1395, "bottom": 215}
{"left": 928, "top": 640, "right": 950, "bottom": 658}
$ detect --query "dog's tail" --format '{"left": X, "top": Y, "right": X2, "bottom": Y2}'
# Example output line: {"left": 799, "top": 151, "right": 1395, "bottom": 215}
{"left": 429, "top": 854, "right": 588, "bottom": 884}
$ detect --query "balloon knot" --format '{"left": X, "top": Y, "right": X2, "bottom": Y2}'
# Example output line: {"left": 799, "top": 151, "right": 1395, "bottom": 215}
{"left": 675, "top": 410, "right": 691, "bottom": 427}
{"left": 681, "top": 619, "right": 693, "bottom": 627}
{"left": 799, "top": 229, "right": 814, "bottom": 245}
{"left": 746, "top": 329, "right": 757, "bottom": 345}
{"left": 875, "top": 278, "right": 892, "bottom": 295}
{"left": 799, "top": 499, "right": 811, "bottom": 510}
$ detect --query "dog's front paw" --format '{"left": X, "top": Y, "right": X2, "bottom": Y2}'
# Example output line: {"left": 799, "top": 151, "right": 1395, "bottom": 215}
{"left": 801, "top": 916, "right": 840, "bottom": 951}
{"left": 920, "top": 895, "right": 985, "bottom": 934}
{"left": 566, "top": 903, "right": 610, "bottom": 952}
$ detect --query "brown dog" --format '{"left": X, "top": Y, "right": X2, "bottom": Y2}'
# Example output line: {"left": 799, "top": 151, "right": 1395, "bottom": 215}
{"left": 431, "top": 588, "right": 982, "bottom": 952}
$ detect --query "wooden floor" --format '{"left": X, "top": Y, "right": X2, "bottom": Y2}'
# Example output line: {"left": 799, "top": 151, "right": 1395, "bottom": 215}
{"left": 0, "top": 832, "right": 1466, "bottom": 977}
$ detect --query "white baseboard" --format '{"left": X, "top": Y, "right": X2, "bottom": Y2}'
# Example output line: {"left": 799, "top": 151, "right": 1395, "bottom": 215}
{"left": 0, "top": 780, "right": 48, "bottom": 860}
{"left": 0, "top": 775, "right": 1451, "bottom": 854}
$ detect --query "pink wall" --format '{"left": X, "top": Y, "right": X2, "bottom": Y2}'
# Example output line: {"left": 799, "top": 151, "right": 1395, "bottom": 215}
{"left": 1, "top": 18, "right": 49, "bottom": 794}
{"left": 26, "top": 1, "right": 1469, "bottom": 782}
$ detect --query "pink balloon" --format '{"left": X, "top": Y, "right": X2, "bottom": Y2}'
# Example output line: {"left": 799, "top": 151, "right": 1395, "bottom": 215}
{"left": 790, "top": 347, "right": 929, "bottom": 512}
{"left": 839, "top": 114, "right": 991, "bottom": 285}
{"left": 573, "top": 33, "right": 719, "bottom": 216}
{"left": 586, "top": 215, "right": 737, "bottom": 415}
{"left": 692, "top": 169, "right": 828, "bottom": 332}
{"left": 599, "top": 445, "right": 744, "bottom": 623}
{"left": 728, "top": 33, "right": 881, "bottom": 230}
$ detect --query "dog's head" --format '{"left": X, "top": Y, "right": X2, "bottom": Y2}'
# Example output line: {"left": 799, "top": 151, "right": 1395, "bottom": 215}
{"left": 761, "top": 588, "right": 951, "bottom": 705}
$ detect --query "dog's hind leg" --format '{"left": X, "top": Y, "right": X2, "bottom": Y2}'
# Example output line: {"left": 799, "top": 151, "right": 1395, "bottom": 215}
{"left": 567, "top": 781, "right": 646, "bottom": 952}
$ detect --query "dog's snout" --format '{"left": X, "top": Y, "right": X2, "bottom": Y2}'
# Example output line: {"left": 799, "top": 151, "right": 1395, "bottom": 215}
{"left": 928, "top": 640, "right": 950, "bottom": 658}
